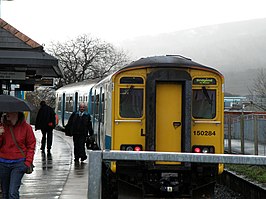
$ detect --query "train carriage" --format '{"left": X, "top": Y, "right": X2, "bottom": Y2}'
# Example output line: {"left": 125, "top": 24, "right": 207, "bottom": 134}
{"left": 89, "top": 55, "right": 224, "bottom": 198}
{"left": 55, "top": 80, "right": 97, "bottom": 128}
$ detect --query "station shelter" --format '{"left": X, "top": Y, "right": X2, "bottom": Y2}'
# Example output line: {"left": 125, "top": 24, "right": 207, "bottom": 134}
{"left": 0, "top": 18, "right": 63, "bottom": 95}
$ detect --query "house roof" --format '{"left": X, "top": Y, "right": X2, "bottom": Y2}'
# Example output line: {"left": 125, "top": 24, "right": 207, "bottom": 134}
{"left": 0, "top": 18, "right": 63, "bottom": 78}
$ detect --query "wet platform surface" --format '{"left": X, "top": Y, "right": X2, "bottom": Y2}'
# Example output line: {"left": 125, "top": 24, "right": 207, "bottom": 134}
{"left": 20, "top": 129, "right": 88, "bottom": 199}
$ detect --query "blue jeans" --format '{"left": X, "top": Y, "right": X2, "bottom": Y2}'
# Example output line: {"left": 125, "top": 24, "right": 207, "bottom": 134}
{"left": 0, "top": 161, "right": 27, "bottom": 199}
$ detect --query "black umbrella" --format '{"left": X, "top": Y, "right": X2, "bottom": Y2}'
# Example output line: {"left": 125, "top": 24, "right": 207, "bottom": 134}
{"left": 0, "top": 94, "right": 34, "bottom": 112}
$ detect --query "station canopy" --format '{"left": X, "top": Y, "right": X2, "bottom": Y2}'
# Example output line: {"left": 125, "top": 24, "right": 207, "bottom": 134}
{"left": 0, "top": 18, "right": 63, "bottom": 82}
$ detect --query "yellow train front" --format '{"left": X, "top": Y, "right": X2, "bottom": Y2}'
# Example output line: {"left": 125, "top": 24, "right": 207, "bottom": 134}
{"left": 90, "top": 55, "right": 224, "bottom": 198}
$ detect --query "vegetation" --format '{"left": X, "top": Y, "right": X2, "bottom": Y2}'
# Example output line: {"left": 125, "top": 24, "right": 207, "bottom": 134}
{"left": 225, "top": 164, "right": 266, "bottom": 184}
{"left": 25, "top": 34, "right": 130, "bottom": 121}
{"left": 48, "top": 34, "right": 129, "bottom": 88}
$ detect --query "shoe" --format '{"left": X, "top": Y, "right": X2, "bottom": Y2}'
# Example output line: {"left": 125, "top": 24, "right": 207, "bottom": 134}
{"left": 81, "top": 156, "right": 87, "bottom": 162}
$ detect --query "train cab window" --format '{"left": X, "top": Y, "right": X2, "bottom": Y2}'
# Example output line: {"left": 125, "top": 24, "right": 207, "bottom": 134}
{"left": 120, "top": 77, "right": 144, "bottom": 84}
{"left": 120, "top": 87, "right": 143, "bottom": 118}
{"left": 192, "top": 88, "right": 216, "bottom": 119}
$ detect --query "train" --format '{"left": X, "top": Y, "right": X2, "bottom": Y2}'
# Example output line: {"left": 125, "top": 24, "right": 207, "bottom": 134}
{"left": 55, "top": 55, "right": 224, "bottom": 198}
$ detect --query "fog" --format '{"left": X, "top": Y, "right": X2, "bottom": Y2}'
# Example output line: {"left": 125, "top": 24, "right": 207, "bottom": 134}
{"left": 118, "top": 18, "right": 266, "bottom": 96}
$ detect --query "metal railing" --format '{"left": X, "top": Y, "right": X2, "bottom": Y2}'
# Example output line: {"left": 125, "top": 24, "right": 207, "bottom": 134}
{"left": 87, "top": 150, "right": 266, "bottom": 199}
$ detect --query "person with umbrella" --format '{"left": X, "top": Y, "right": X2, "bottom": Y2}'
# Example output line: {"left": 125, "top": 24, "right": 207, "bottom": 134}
{"left": 0, "top": 94, "right": 36, "bottom": 199}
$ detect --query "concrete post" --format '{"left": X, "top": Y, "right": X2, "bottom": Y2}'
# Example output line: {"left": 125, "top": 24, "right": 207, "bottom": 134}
{"left": 88, "top": 150, "right": 102, "bottom": 199}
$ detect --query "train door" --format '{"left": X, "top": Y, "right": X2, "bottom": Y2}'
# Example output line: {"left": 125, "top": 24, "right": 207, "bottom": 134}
{"left": 146, "top": 69, "right": 191, "bottom": 155}
{"left": 156, "top": 83, "right": 182, "bottom": 152}
{"left": 74, "top": 92, "right": 78, "bottom": 112}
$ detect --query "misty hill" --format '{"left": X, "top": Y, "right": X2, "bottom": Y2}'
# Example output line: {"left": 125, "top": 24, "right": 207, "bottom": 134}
{"left": 119, "top": 18, "right": 266, "bottom": 95}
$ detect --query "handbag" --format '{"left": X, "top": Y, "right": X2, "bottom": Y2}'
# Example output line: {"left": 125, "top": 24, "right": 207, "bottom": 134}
{"left": 10, "top": 127, "right": 34, "bottom": 174}
{"left": 64, "top": 123, "right": 73, "bottom": 137}
{"left": 86, "top": 135, "right": 99, "bottom": 150}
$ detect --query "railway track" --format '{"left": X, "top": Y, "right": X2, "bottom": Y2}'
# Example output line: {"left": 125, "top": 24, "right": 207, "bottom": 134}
{"left": 217, "top": 169, "right": 266, "bottom": 199}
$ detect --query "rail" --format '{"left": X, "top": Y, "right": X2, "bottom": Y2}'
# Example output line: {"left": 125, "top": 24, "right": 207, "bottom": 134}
{"left": 87, "top": 150, "right": 266, "bottom": 199}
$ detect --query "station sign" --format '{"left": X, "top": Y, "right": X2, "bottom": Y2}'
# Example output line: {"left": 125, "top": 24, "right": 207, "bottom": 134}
{"left": 0, "top": 71, "right": 26, "bottom": 80}
{"left": 35, "top": 78, "right": 54, "bottom": 87}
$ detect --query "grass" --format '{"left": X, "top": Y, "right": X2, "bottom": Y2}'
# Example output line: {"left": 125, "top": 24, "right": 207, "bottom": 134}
{"left": 225, "top": 164, "right": 266, "bottom": 184}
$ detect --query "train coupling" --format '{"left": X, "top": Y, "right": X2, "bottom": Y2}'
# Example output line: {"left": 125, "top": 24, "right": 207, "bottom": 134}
{"left": 159, "top": 179, "right": 179, "bottom": 193}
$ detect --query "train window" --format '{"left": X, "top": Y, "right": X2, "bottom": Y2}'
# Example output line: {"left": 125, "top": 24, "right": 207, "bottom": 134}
{"left": 67, "top": 96, "right": 73, "bottom": 112}
{"left": 66, "top": 96, "right": 70, "bottom": 112}
{"left": 120, "top": 77, "right": 144, "bottom": 84}
{"left": 120, "top": 87, "right": 143, "bottom": 118}
{"left": 58, "top": 97, "right": 61, "bottom": 111}
{"left": 58, "top": 101, "right": 61, "bottom": 111}
{"left": 95, "top": 94, "right": 100, "bottom": 118}
{"left": 91, "top": 95, "right": 95, "bottom": 113}
{"left": 192, "top": 88, "right": 216, "bottom": 119}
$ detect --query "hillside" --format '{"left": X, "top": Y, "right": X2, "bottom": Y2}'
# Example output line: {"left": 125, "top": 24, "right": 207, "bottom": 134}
{"left": 119, "top": 18, "right": 266, "bottom": 95}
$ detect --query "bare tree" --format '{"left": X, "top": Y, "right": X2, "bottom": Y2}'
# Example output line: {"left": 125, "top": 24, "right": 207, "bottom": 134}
{"left": 248, "top": 68, "right": 266, "bottom": 110}
{"left": 25, "top": 87, "right": 56, "bottom": 124}
{"left": 48, "top": 34, "right": 129, "bottom": 86}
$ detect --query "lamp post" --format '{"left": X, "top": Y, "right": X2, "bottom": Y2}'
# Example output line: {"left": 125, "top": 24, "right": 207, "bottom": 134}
{"left": 0, "top": 0, "right": 14, "bottom": 18}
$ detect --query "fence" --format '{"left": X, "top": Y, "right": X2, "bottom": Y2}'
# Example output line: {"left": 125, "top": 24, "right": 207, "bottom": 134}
{"left": 224, "top": 113, "right": 266, "bottom": 155}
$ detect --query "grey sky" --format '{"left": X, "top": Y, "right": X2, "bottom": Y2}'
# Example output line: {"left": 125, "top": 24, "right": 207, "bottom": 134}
{"left": 2, "top": 0, "right": 266, "bottom": 47}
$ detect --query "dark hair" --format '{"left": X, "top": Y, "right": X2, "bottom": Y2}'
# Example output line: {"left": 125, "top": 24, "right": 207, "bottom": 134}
{"left": 2, "top": 112, "right": 25, "bottom": 126}
{"left": 40, "top": 101, "right": 46, "bottom": 106}
{"left": 17, "top": 112, "right": 25, "bottom": 124}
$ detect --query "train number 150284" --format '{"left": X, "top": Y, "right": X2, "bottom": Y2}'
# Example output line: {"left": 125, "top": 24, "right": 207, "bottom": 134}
{"left": 193, "top": 130, "right": 216, "bottom": 136}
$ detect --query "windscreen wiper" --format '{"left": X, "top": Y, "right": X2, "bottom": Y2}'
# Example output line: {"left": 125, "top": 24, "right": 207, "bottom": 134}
{"left": 202, "top": 86, "right": 212, "bottom": 105}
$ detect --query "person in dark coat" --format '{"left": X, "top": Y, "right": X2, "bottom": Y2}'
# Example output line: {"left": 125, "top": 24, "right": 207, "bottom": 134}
{"left": 65, "top": 102, "right": 93, "bottom": 163}
{"left": 35, "top": 101, "right": 56, "bottom": 153}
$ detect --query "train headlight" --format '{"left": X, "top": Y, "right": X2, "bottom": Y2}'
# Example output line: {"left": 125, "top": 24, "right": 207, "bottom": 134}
{"left": 126, "top": 146, "right": 134, "bottom": 151}
{"left": 192, "top": 145, "right": 215, "bottom": 153}
{"left": 120, "top": 144, "right": 143, "bottom": 151}
{"left": 202, "top": 147, "right": 209, "bottom": 153}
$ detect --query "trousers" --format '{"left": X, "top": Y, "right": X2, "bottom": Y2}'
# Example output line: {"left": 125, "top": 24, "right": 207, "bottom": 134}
{"left": 0, "top": 161, "right": 26, "bottom": 199}
{"left": 40, "top": 128, "right": 53, "bottom": 150}
{"left": 73, "top": 134, "right": 87, "bottom": 160}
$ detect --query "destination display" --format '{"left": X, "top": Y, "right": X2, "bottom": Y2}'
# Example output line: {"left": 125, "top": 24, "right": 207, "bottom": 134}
{"left": 193, "top": 78, "right": 216, "bottom": 85}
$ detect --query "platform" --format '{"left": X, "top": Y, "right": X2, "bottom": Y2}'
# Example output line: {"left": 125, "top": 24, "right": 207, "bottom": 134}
{"left": 20, "top": 129, "right": 88, "bottom": 199}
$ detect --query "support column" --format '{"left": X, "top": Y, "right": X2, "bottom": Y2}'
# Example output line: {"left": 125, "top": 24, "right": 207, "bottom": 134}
{"left": 88, "top": 150, "right": 102, "bottom": 199}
